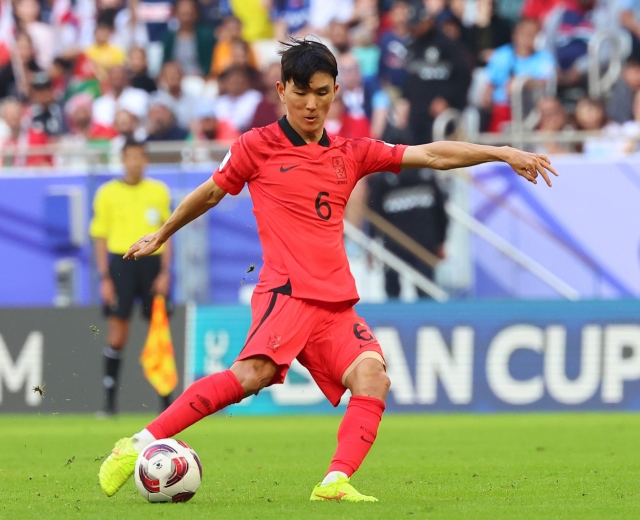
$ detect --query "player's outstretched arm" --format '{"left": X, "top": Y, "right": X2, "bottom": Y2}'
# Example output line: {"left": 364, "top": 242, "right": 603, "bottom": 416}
{"left": 124, "top": 178, "right": 227, "bottom": 260}
{"left": 401, "top": 142, "right": 559, "bottom": 187}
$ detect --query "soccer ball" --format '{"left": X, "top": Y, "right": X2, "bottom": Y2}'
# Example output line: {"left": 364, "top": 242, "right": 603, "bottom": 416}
{"left": 134, "top": 439, "right": 202, "bottom": 502}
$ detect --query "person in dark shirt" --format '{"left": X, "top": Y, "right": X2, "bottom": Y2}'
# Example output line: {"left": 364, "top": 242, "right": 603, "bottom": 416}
{"left": 128, "top": 47, "right": 157, "bottom": 93}
{"left": 0, "top": 32, "right": 41, "bottom": 100}
{"left": 368, "top": 167, "right": 448, "bottom": 298}
{"left": 162, "top": 0, "right": 216, "bottom": 76}
{"left": 145, "top": 93, "right": 189, "bottom": 141}
{"left": 29, "top": 72, "right": 67, "bottom": 138}
{"left": 378, "top": 0, "right": 412, "bottom": 89}
{"left": 402, "top": 24, "right": 472, "bottom": 143}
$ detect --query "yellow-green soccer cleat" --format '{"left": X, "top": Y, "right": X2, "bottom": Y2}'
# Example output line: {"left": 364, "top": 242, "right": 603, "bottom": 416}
{"left": 98, "top": 437, "right": 138, "bottom": 496}
{"left": 310, "top": 475, "right": 378, "bottom": 502}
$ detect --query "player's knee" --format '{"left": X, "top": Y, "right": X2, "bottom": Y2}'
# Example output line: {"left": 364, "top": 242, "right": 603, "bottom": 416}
{"left": 348, "top": 360, "right": 390, "bottom": 399}
{"left": 231, "top": 358, "right": 277, "bottom": 396}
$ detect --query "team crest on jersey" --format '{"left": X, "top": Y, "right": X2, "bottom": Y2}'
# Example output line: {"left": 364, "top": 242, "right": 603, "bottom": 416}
{"left": 332, "top": 156, "right": 347, "bottom": 184}
{"left": 266, "top": 332, "right": 281, "bottom": 352}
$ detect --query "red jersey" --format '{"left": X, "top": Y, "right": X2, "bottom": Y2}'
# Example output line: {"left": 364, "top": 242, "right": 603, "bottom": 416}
{"left": 213, "top": 116, "right": 408, "bottom": 303}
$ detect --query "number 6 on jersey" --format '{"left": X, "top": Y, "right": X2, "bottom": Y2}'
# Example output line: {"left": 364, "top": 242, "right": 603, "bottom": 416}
{"left": 315, "top": 192, "right": 332, "bottom": 220}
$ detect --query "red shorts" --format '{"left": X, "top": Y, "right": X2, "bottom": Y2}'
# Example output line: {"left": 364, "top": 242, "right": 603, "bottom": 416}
{"left": 236, "top": 292, "right": 385, "bottom": 406}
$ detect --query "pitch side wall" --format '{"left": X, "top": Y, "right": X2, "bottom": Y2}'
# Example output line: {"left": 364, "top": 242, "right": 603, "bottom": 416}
{"left": 0, "top": 306, "right": 186, "bottom": 413}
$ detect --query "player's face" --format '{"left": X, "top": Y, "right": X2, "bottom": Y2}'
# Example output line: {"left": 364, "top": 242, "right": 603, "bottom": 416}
{"left": 277, "top": 72, "right": 339, "bottom": 141}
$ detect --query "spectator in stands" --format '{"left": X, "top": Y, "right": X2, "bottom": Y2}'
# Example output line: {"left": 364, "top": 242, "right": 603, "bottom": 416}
{"left": 619, "top": 90, "right": 640, "bottom": 153}
{"left": 379, "top": 96, "right": 413, "bottom": 145}
{"left": 213, "top": 65, "right": 263, "bottom": 134}
{"left": 434, "top": 8, "right": 476, "bottom": 69}
{"left": 158, "top": 61, "right": 197, "bottom": 129}
{"left": 368, "top": 166, "right": 448, "bottom": 299}
{"left": 49, "top": 57, "right": 73, "bottom": 100}
{"left": 378, "top": 0, "right": 411, "bottom": 90}
{"left": 146, "top": 91, "right": 189, "bottom": 141}
{"left": 351, "top": 18, "right": 381, "bottom": 83}
{"left": 403, "top": 15, "right": 472, "bottom": 143}
{"left": 482, "top": 18, "right": 556, "bottom": 133}
{"left": 521, "top": 0, "right": 563, "bottom": 22}
{"left": 162, "top": 0, "right": 215, "bottom": 76}
{"left": 250, "top": 62, "right": 286, "bottom": 128}
{"left": 0, "top": 32, "right": 41, "bottom": 100}
{"left": 85, "top": 12, "right": 127, "bottom": 82}
{"left": 328, "top": 20, "right": 351, "bottom": 55}
{"left": 93, "top": 65, "right": 149, "bottom": 127}
{"left": 272, "top": 0, "right": 312, "bottom": 40}
{"left": 0, "top": 97, "right": 50, "bottom": 166}
{"left": 111, "top": 2, "right": 151, "bottom": 52}
{"left": 128, "top": 46, "right": 157, "bottom": 93}
{"left": 533, "top": 96, "right": 573, "bottom": 155}
{"left": 575, "top": 97, "right": 623, "bottom": 157}
{"left": 325, "top": 92, "right": 370, "bottom": 139}
{"left": 337, "top": 53, "right": 375, "bottom": 121}
{"left": 227, "top": 0, "right": 273, "bottom": 42}
{"left": 190, "top": 98, "right": 239, "bottom": 141}
{"left": 308, "top": 0, "right": 354, "bottom": 35}
{"left": 620, "top": 0, "right": 640, "bottom": 62}
{"left": 111, "top": 107, "right": 146, "bottom": 156}
{"left": 461, "top": 0, "right": 512, "bottom": 66}
{"left": 198, "top": 0, "right": 229, "bottom": 30}
{"left": 14, "top": 0, "right": 55, "bottom": 69}
{"left": 29, "top": 71, "right": 67, "bottom": 138}
{"left": 210, "top": 16, "right": 258, "bottom": 77}
{"left": 137, "top": 0, "right": 174, "bottom": 43}
{"left": 607, "top": 58, "right": 640, "bottom": 124}
{"left": 64, "top": 92, "right": 118, "bottom": 144}
{"left": 546, "top": 0, "right": 596, "bottom": 90}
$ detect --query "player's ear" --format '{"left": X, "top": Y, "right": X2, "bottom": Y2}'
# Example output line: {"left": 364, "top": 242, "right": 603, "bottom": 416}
{"left": 334, "top": 82, "right": 339, "bottom": 96}
{"left": 276, "top": 81, "right": 286, "bottom": 103}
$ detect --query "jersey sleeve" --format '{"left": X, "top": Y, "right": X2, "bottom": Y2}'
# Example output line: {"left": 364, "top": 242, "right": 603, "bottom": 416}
{"left": 212, "top": 130, "right": 262, "bottom": 195}
{"left": 89, "top": 185, "right": 109, "bottom": 239}
{"left": 350, "top": 138, "right": 408, "bottom": 180}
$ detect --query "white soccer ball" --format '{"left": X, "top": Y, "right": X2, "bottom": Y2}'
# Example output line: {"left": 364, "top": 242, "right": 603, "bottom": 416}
{"left": 134, "top": 439, "right": 202, "bottom": 502}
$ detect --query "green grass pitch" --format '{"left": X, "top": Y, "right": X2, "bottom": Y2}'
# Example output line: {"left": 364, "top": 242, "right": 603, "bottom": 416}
{"left": 1, "top": 413, "right": 639, "bottom": 519}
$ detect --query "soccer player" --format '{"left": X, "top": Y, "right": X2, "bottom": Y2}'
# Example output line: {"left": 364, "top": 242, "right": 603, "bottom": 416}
{"left": 99, "top": 39, "right": 557, "bottom": 502}
{"left": 90, "top": 139, "right": 173, "bottom": 415}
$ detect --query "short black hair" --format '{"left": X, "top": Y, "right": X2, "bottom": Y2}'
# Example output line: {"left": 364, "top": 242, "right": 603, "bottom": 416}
{"left": 279, "top": 37, "right": 338, "bottom": 89}
{"left": 122, "top": 138, "right": 146, "bottom": 155}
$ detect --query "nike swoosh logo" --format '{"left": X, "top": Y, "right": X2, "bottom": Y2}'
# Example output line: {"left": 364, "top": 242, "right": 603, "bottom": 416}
{"left": 280, "top": 165, "right": 299, "bottom": 172}
{"left": 189, "top": 402, "right": 205, "bottom": 416}
{"left": 359, "top": 342, "right": 376, "bottom": 348}
{"left": 361, "top": 435, "right": 374, "bottom": 444}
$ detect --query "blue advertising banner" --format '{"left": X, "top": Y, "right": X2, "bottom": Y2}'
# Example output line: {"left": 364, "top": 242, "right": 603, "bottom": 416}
{"left": 186, "top": 300, "right": 640, "bottom": 414}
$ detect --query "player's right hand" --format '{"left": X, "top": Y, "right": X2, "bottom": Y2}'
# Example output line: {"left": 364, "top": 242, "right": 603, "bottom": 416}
{"left": 123, "top": 233, "right": 162, "bottom": 260}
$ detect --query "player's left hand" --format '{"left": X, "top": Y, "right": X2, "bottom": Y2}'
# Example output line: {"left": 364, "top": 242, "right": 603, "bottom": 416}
{"left": 503, "top": 148, "right": 559, "bottom": 187}
{"left": 124, "top": 233, "right": 163, "bottom": 260}
{"left": 151, "top": 270, "right": 170, "bottom": 297}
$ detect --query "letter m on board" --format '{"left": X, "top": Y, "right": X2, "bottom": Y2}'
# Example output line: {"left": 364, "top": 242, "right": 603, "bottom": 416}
{"left": 0, "top": 332, "right": 43, "bottom": 406}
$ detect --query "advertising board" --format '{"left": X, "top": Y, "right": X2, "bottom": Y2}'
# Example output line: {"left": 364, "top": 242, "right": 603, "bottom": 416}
{"left": 186, "top": 300, "right": 640, "bottom": 413}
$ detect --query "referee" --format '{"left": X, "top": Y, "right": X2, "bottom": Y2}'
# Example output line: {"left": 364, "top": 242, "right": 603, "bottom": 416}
{"left": 90, "top": 139, "right": 173, "bottom": 416}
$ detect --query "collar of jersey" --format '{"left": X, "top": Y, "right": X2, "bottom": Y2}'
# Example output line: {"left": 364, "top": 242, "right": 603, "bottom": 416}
{"left": 278, "top": 116, "right": 330, "bottom": 147}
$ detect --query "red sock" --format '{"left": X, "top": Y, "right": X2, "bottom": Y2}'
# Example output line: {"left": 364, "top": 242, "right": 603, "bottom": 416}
{"left": 147, "top": 370, "right": 244, "bottom": 439}
{"left": 327, "top": 396, "right": 386, "bottom": 476}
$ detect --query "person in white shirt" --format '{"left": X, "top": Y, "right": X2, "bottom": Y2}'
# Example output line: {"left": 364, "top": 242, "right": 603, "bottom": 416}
{"left": 93, "top": 65, "right": 149, "bottom": 127}
{"left": 157, "top": 61, "right": 198, "bottom": 130}
{"left": 212, "top": 65, "right": 263, "bottom": 133}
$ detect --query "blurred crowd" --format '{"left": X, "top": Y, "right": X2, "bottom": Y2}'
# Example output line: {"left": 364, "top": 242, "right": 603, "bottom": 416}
{"left": 3, "top": 0, "right": 640, "bottom": 166}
